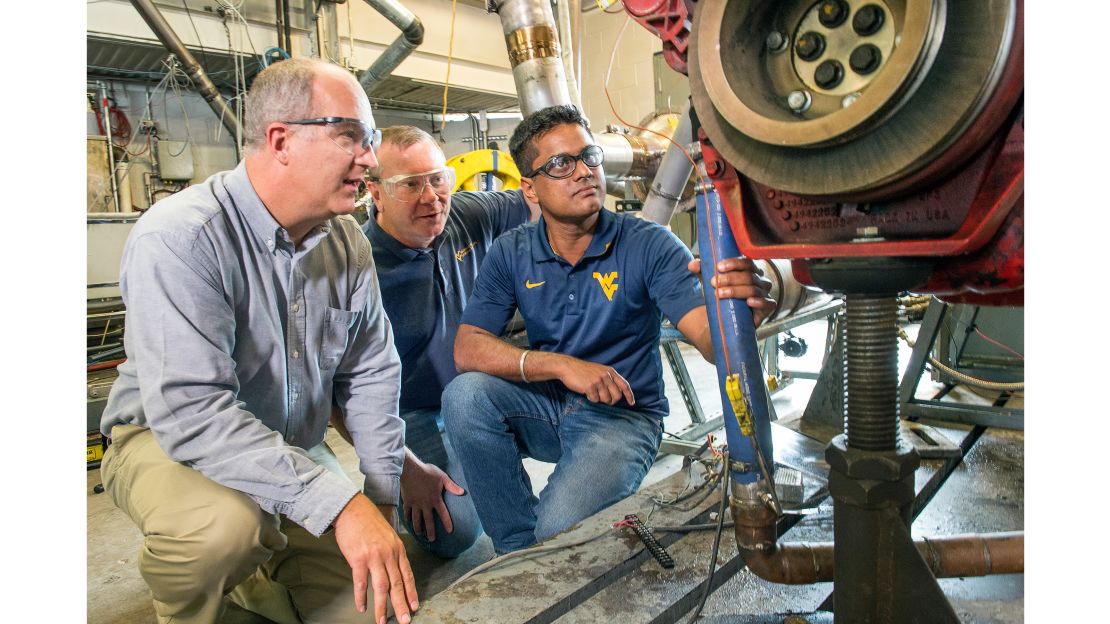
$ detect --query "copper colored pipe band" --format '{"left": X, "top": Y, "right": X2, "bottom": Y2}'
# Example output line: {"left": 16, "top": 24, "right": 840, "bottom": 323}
{"left": 741, "top": 531, "right": 1024, "bottom": 584}
{"left": 505, "top": 25, "right": 561, "bottom": 68}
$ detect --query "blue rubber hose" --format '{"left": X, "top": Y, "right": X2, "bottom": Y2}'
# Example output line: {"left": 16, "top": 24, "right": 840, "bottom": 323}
{"left": 695, "top": 186, "right": 774, "bottom": 486}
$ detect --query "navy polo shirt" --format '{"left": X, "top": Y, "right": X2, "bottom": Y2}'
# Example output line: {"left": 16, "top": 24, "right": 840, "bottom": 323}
{"left": 365, "top": 190, "right": 530, "bottom": 409}
{"left": 461, "top": 208, "right": 705, "bottom": 419}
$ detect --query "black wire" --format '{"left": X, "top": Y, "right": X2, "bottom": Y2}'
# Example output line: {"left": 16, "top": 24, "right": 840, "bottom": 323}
{"left": 686, "top": 455, "right": 730, "bottom": 623}
{"left": 180, "top": 1, "right": 213, "bottom": 72}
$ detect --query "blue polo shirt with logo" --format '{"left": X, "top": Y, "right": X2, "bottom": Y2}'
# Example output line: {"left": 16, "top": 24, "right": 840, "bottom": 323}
{"left": 461, "top": 208, "right": 705, "bottom": 419}
{"left": 364, "top": 190, "right": 530, "bottom": 410}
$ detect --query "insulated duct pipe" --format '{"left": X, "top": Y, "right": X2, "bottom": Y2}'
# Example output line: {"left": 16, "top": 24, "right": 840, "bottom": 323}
{"left": 490, "top": 0, "right": 572, "bottom": 117}
{"left": 640, "top": 100, "right": 693, "bottom": 225}
{"left": 741, "top": 531, "right": 1024, "bottom": 584}
{"left": 696, "top": 183, "right": 778, "bottom": 552}
{"left": 359, "top": 0, "right": 424, "bottom": 94}
{"left": 554, "top": 0, "right": 582, "bottom": 110}
{"left": 128, "top": 0, "right": 243, "bottom": 141}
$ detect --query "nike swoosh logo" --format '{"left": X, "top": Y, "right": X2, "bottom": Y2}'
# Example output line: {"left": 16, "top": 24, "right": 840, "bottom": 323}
{"left": 525, "top": 280, "right": 545, "bottom": 289}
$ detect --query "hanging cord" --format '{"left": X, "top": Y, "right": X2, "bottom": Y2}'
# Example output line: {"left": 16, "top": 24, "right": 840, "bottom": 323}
{"left": 345, "top": 0, "right": 356, "bottom": 66}
{"left": 686, "top": 448, "right": 731, "bottom": 623}
{"left": 160, "top": 57, "right": 196, "bottom": 157}
{"left": 441, "top": 0, "right": 458, "bottom": 131}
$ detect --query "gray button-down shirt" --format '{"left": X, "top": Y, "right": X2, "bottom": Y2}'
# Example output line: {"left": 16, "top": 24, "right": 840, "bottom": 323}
{"left": 101, "top": 162, "right": 404, "bottom": 537}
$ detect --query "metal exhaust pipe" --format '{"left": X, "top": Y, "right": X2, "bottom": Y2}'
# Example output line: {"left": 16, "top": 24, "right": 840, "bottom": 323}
{"left": 360, "top": 0, "right": 424, "bottom": 94}
{"left": 128, "top": 0, "right": 243, "bottom": 141}
{"left": 490, "top": 0, "right": 572, "bottom": 117}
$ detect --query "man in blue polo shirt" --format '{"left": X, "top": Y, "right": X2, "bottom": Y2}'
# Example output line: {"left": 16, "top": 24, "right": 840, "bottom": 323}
{"left": 359, "top": 126, "right": 537, "bottom": 558}
{"left": 443, "top": 105, "right": 776, "bottom": 554}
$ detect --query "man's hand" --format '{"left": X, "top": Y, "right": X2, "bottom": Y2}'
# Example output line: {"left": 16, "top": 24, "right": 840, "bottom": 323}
{"left": 688, "top": 257, "right": 776, "bottom": 327}
{"left": 333, "top": 495, "right": 418, "bottom": 624}
{"left": 555, "top": 355, "right": 636, "bottom": 406}
{"left": 400, "top": 454, "right": 465, "bottom": 542}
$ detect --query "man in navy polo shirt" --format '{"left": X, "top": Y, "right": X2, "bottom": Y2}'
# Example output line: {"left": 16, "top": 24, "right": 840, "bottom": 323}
{"left": 443, "top": 105, "right": 776, "bottom": 554}
{"left": 359, "top": 126, "right": 537, "bottom": 558}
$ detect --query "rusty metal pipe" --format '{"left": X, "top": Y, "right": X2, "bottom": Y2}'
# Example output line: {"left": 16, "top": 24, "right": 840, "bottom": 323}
{"left": 740, "top": 531, "right": 1024, "bottom": 584}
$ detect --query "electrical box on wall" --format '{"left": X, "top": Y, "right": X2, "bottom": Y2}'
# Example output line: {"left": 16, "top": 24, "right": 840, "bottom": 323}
{"left": 156, "top": 141, "right": 195, "bottom": 181}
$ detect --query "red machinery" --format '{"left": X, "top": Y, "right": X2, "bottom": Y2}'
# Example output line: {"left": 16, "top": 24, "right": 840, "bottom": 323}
{"left": 626, "top": 2, "right": 1024, "bottom": 621}
{"left": 627, "top": 0, "right": 1024, "bottom": 304}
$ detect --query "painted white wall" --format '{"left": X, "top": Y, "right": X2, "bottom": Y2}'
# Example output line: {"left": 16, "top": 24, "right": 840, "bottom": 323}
{"left": 577, "top": 8, "right": 663, "bottom": 131}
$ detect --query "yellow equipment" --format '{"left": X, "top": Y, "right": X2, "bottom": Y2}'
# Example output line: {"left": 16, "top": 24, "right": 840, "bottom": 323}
{"left": 446, "top": 149, "right": 521, "bottom": 192}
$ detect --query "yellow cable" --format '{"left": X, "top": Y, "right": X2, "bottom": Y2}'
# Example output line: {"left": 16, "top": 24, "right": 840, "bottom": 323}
{"left": 441, "top": 0, "right": 458, "bottom": 131}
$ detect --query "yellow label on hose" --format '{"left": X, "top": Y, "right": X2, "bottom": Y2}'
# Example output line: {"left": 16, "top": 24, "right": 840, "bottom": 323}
{"left": 726, "top": 374, "right": 754, "bottom": 436}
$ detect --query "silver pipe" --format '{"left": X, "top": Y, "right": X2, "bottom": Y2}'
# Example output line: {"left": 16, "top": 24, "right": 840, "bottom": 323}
{"left": 569, "top": 0, "right": 581, "bottom": 101}
{"left": 641, "top": 101, "right": 693, "bottom": 225}
{"left": 594, "top": 132, "right": 638, "bottom": 178}
{"left": 359, "top": 0, "right": 424, "bottom": 94}
{"left": 128, "top": 0, "right": 243, "bottom": 141}
{"left": 554, "top": 0, "right": 582, "bottom": 110}
{"left": 490, "top": 0, "right": 572, "bottom": 117}
{"left": 96, "top": 81, "right": 121, "bottom": 213}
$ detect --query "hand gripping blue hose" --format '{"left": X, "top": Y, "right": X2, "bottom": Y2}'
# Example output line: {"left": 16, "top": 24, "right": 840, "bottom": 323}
{"left": 694, "top": 186, "right": 775, "bottom": 489}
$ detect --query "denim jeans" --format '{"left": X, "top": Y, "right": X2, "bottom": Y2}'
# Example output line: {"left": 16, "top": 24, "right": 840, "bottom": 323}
{"left": 399, "top": 407, "right": 483, "bottom": 558}
{"left": 442, "top": 372, "right": 664, "bottom": 554}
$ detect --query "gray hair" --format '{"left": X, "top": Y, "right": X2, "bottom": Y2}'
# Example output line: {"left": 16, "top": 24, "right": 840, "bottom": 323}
{"left": 243, "top": 58, "right": 334, "bottom": 152}
{"left": 367, "top": 125, "right": 440, "bottom": 180}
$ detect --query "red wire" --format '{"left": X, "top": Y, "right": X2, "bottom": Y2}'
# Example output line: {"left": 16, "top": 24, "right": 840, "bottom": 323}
{"left": 973, "top": 327, "right": 1024, "bottom": 361}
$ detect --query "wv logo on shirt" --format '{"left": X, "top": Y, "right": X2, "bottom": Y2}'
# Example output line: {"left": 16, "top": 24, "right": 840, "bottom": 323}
{"left": 592, "top": 272, "right": 619, "bottom": 301}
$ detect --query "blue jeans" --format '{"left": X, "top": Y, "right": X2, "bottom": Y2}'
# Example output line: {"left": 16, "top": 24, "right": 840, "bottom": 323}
{"left": 442, "top": 372, "right": 663, "bottom": 555}
{"left": 399, "top": 407, "right": 483, "bottom": 558}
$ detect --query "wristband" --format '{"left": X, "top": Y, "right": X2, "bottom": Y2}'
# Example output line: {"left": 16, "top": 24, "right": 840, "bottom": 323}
{"left": 519, "top": 349, "right": 531, "bottom": 383}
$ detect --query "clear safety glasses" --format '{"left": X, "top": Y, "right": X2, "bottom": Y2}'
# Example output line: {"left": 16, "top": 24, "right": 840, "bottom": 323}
{"left": 281, "top": 117, "right": 382, "bottom": 156}
{"left": 376, "top": 167, "right": 456, "bottom": 202}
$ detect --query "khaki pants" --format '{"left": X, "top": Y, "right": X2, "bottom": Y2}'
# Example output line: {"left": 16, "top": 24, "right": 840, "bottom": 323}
{"left": 101, "top": 425, "right": 365, "bottom": 624}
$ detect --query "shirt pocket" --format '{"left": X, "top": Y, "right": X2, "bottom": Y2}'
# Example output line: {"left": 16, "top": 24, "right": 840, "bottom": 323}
{"left": 320, "top": 306, "right": 359, "bottom": 371}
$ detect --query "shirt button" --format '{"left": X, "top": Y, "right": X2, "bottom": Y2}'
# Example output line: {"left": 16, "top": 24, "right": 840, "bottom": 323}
{"left": 292, "top": 303, "right": 300, "bottom": 313}
{"left": 267, "top": 239, "right": 274, "bottom": 248}
{"left": 569, "top": 293, "right": 575, "bottom": 301}
{"left": 292, "top": 350, "right": 300, "bottom": 359}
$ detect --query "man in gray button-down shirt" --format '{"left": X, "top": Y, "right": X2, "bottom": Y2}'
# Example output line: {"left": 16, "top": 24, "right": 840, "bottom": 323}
{"left": 100, "top": 58, "right": 418, "bottom": 624}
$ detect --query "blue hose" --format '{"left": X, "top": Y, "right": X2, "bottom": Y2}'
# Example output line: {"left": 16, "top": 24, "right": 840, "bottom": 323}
{"left": 695, "top": 186, "right": 774, "bottom": 486}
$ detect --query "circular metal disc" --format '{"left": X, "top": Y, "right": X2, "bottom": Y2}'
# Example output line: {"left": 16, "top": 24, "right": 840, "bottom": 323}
{"left": 689, "top": 0, "right": 1021, "bottom": 199}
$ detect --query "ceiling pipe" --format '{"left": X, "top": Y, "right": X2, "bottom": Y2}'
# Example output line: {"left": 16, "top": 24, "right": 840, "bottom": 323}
{"left": 554, "top": 0, "right": 582, "bottom": 110}
{"left": 128, "top": 0, "right": 243, "bottom": 142}
{"left": 489, "top": 0, "right": 572, "bottom": 117}
{"left": 359, "top": 0, "right": 424, "bottom": 94}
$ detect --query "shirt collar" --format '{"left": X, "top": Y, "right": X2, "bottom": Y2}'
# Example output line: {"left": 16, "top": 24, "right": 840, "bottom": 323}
{"left": 531, "top": 208, "right": 620, "bottom": 265}
{"left": 230, "top": 161, "right": 333, "bottom": 256}
{"left": 364, "top": 211, "right": 426, "bottom": 261}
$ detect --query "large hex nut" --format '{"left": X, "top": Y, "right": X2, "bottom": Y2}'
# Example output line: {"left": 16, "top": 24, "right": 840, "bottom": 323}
{"left": 824, "top": 434, "right": 921, "bottom": 481}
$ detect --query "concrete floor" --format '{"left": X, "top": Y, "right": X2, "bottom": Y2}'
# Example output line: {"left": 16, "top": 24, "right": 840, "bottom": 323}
{"left": 86, "top": 316, "right": 1024, "bottom": 623}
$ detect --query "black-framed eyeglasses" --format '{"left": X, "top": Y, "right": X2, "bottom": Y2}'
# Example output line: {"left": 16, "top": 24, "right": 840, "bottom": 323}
{"left": 523, "top": 144, "right": 605, "bottom": 179}
{"left": 281, "top": 116, "right": 382, "bottom": 155}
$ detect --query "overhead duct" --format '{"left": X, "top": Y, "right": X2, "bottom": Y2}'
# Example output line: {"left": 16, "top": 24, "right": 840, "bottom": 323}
{"left": 127, "top": 0, "right": 243, "bottom": 142}
{"left": 489, "top": 0, "right": 572, "bottom": 117}
{"left": 359, "top": 0, "right": 424, "bottom": 94}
